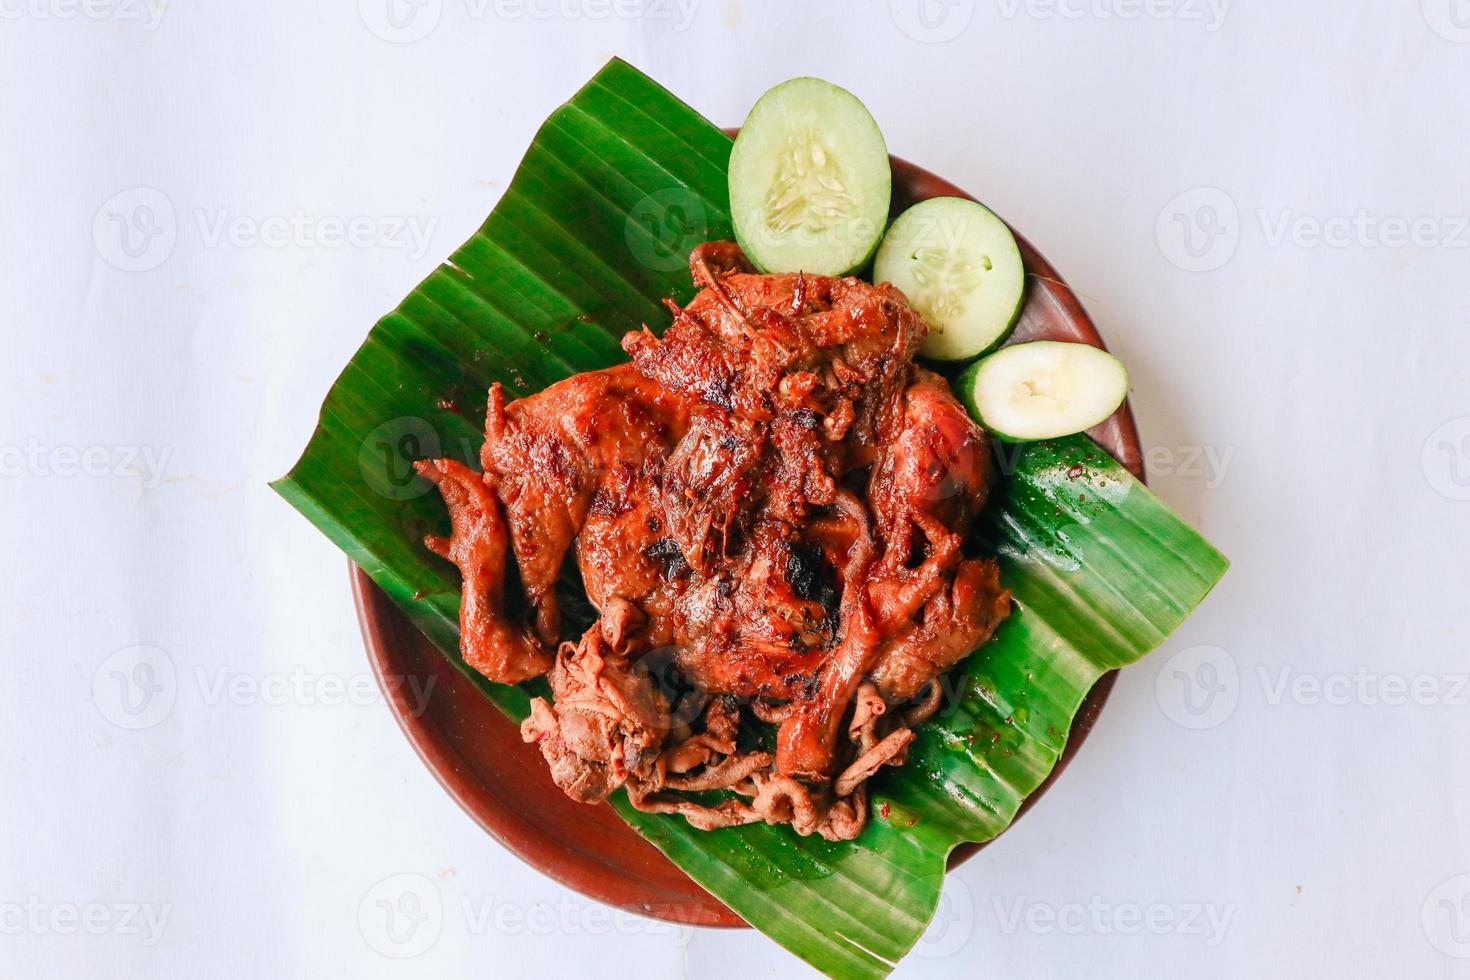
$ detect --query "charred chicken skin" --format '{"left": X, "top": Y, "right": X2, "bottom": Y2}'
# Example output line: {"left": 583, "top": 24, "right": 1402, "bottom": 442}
{"left": 417, "top": 242, "right": 1011, "bottom": 839}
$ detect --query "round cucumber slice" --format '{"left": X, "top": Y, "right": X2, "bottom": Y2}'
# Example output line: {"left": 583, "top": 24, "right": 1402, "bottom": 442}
{"left": 874, "top": 197, "right": 1025, "bottom": 362}
{"left": 729, "top": 78, "right": 890, "bottom": 276}
{"left": 957, "top": 341, "right": 1128, "bottom": 442}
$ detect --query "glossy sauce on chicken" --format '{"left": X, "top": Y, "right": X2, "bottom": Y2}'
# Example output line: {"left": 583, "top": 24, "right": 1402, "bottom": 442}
{"left": 417, "top": 242, "right": 1011, "bottom": 839}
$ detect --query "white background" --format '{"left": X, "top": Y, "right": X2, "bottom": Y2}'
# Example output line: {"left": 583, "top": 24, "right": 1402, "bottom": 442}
{"left": 3, "top": 1, "right": 1469, "bottom": 977}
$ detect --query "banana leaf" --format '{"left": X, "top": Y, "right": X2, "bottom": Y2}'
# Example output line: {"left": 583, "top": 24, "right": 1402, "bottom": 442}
{"left": 272, "top": 58, "right": 1227, "bottom": 979}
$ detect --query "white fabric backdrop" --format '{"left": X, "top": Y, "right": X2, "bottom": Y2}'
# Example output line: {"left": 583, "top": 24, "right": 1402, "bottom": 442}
{"left": 4, "top": 2, "right": 1469, "bottom": 977}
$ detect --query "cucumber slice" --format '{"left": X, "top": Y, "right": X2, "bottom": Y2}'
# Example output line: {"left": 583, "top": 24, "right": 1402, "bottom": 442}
{"left": 729, "top": 78, "right": 890, "bottom": 276}
{"left": 957, "top": 341, "right": 1128, "bottom": 442}
{"left": 874, "top": 197, "right": 1025, "bottom": 362}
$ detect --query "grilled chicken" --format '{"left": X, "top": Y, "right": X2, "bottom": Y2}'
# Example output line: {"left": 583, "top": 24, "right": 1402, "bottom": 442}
{"left": 418, "top": 242, "right": 1011, "bottom": 837}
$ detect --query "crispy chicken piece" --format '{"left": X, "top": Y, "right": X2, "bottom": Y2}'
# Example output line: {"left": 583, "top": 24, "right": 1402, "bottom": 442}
{"left": 666, "top": 512, "right": 840, "bottom": 701}
{"left": 773, "top": 490, "right": 883, "bottom": 780}
{"left": 414, "top": 458, "right": 553, "bottom": 684}
{"left": 871, "top": 559, "right": 1013, "bottom": 700}
{"left": 419, "top": 242, "right": 1013, "bottom": 836}
{"left": 479, "top": 364, "right": 689, "bottom": 642}
{"left": 868, "top": 367, "right": 994, "bottom": 561}
{"left": 623, "top": 251, "right": 923, "bottom": 444}
{"left": 657, "top": 411, "right": 762, "bottom": 572}
{"left": 520, "top": 599, "right": 668, "bottom": 802}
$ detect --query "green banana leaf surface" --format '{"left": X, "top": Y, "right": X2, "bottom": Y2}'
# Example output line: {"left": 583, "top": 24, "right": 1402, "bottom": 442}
{"left": 272, "top": 58, "right": 1228, "bottom": 979}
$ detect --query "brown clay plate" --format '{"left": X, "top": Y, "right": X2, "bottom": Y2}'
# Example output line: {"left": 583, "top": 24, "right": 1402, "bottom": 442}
{"left": 352, "top": 151, "right": 1145, "bottom": 929}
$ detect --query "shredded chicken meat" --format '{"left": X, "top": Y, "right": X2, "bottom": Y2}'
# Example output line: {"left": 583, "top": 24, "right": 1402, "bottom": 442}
{"left": 418, "top": 241, "right": 1012, "bottom": 839}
